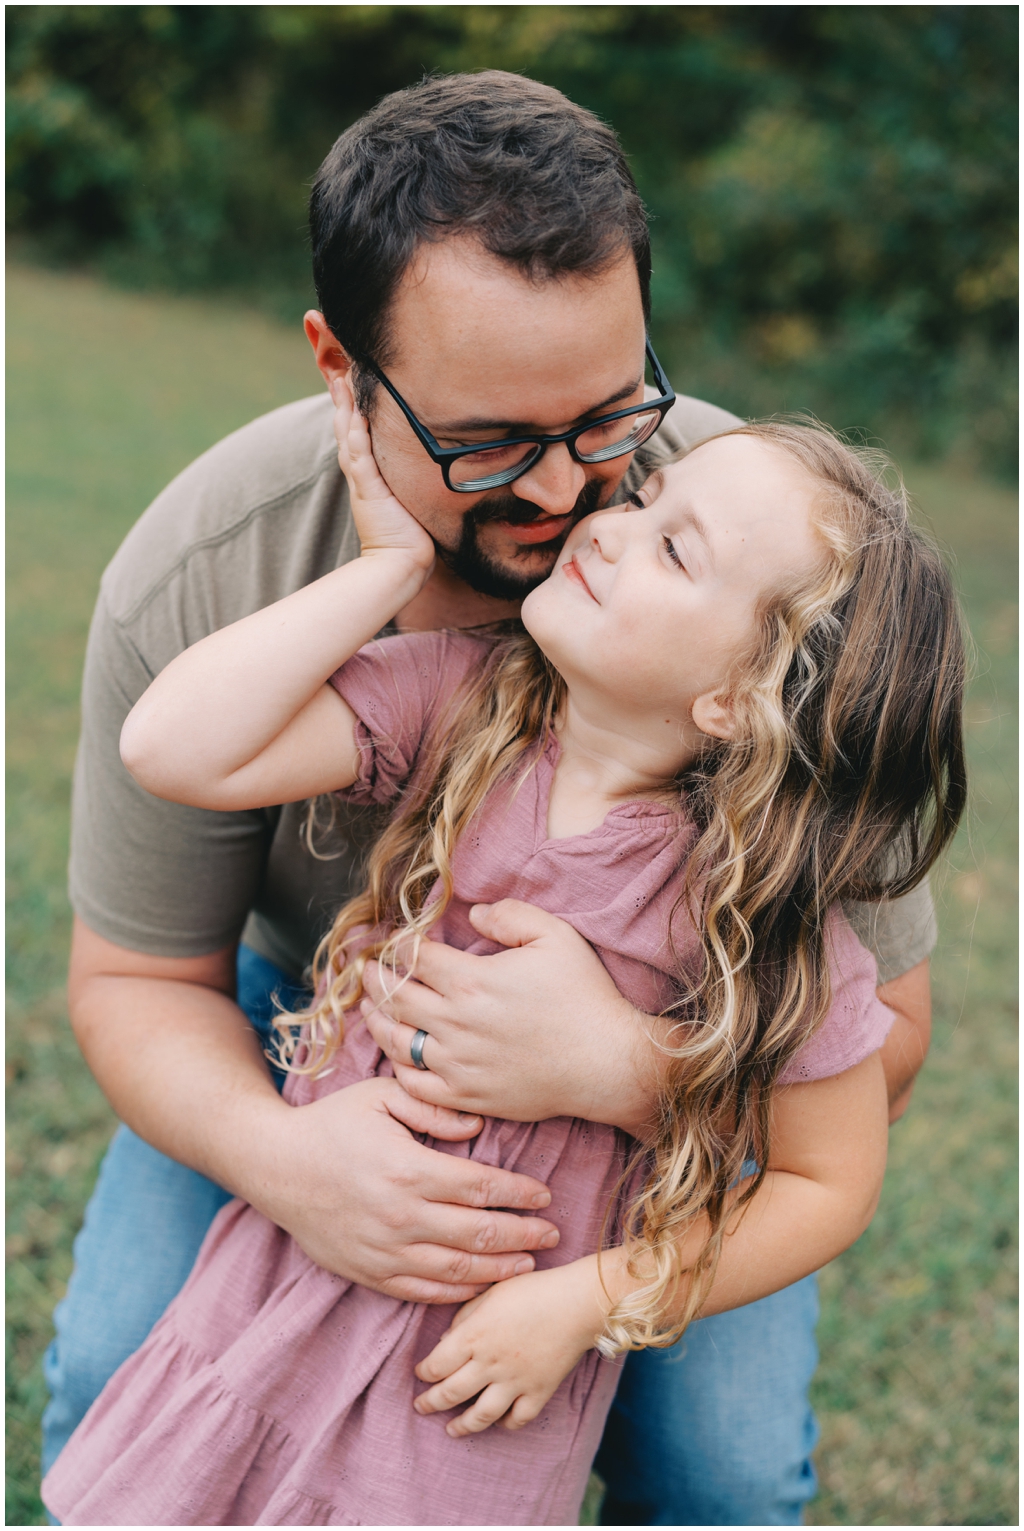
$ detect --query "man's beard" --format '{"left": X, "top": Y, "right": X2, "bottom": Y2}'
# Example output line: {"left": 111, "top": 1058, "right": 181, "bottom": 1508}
{"left": 432, "top": 479, "right": 604, "bottom": 601}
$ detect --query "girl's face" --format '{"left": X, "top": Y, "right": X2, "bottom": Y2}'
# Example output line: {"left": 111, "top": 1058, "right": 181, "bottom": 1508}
{"left": 521, "top": 434, "right": 823, "bottom": 757}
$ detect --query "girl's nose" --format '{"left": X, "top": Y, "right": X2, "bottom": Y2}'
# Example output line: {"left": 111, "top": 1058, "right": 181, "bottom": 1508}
{"left": 590, "top": 509, "right": 631, "bottom": 562}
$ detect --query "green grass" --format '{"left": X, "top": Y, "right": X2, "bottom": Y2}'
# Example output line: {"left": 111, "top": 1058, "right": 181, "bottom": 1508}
{"left": 6, "top": 262, "right": 1017, "bottom": 1526}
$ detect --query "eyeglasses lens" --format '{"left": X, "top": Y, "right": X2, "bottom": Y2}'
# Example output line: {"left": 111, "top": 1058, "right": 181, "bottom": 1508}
{"left": 448, "top": 442, "right": 542, "bottom": 491}
{"left": 447, "top": 404, "right": 663, "bottom": 492}
{"left": 574, "top": 408, "right": 662, "bottom": 463}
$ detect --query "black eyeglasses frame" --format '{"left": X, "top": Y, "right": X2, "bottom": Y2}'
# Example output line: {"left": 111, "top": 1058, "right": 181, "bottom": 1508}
{"left": 365, "top": 339, "right": 676, "bottom": 494}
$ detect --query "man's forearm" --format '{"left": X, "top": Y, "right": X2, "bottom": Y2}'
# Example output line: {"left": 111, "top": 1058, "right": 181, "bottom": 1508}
{"left": 877, "top": 958, "right": 931, "bottom": 1122}
{"left": 68, "top": 931, "right": 287, "bottom": 1198}
{"left": 66, "top": 917, "right": 561, "bottom": 1299}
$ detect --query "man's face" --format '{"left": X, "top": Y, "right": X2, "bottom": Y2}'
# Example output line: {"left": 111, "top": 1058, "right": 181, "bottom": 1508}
{"left": 314, "top": 240, "right": 649, "bottom": 601}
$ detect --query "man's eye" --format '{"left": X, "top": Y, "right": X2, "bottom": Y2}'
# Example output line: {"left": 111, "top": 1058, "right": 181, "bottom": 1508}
{"left": 663, "top": 535, "right": 684, "bottom": 569}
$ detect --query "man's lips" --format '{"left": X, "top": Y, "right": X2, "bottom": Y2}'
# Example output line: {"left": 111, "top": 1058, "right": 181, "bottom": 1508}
{"left": 489, "top": 513, "right": 573, "bottom": 545}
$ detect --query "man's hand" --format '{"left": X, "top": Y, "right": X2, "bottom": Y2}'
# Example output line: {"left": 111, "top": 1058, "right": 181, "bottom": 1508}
{"left": 69, "top": 918, "right": 560, "bottom": 1304}
{"left": 360, "top": 900, "right": 658, "bottom": 1135}
{"left": 254, "top": 1075, "right": 560, "bottom": 1302}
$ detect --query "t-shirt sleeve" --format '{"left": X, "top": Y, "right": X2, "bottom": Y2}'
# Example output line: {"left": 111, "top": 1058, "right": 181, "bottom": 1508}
{"left": 69, "top": 596, "right": 274, "bottom": 957}
{"left": 841, "top": 878, "right": 938, "bottom": 984}
{"left": 778, "top": 907, "right": 896, "bottom": 1086}
{"left": 328, "top": 631, "right": 492, "bottom": 806}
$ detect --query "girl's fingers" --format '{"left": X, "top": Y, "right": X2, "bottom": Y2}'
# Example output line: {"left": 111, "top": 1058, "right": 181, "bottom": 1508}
{"left": 329, "top": 376, "right": 355, "bottom": 455}
{"left": 502, "top": 1391, "right": 543, "bottom": 1431}
{"left": 446, "top": 1382, "right": 517, "bottom": 1437}
{"left": 329, "top": 375, "right": 388, "bottom": 501}
{"left": 343, "top": 411, "right": 392, "bottom": 503}
{"left": 413, "top": 1359, "right": 484, "bottom": 1415}
{"left": 414, "top": 1328, "right": 472, "bottom": 1384}
{"left": 446, "top": 1292, "right": 487, "bottom": 1329}
{"left": 414, "top": 1295, "right": 489, "bottom": 1384}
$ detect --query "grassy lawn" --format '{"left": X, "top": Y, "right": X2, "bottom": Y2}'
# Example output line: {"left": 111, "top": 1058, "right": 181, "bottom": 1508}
{"left": 6, "top": 262, "right": 1017, "bottom": 1526}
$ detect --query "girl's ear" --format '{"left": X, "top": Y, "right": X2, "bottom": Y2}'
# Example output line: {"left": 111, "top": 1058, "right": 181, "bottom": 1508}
{"left": 691, "top": 691, "right": 736, "bottom": 741}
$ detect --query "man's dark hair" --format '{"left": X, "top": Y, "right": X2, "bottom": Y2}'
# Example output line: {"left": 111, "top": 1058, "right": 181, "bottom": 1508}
{"left": 310, "top": 71, "right": 651, "bottom": 396}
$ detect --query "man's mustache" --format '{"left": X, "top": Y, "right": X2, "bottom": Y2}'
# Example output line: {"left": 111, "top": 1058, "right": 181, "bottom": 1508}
{"left": 468, "top": 480, "right": 603, "bottom": 529}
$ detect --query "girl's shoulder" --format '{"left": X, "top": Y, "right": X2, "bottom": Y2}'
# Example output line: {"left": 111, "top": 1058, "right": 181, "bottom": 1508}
{"left": 366, "top": 626, "right": 497, "bottom": 674}
{"left": 328, "top": 629, "right": 500, "bottom": 806}
{"left": 339, "top": 627, "right": 497, "bottom": 716}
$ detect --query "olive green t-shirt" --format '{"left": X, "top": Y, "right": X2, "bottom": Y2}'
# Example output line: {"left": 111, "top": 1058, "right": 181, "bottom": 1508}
{"left": 69, "top": 391, "right": 936, "bottom": 982}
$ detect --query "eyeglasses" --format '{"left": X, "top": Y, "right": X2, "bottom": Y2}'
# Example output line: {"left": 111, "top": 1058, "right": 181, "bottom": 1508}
{"left": 366, "top": 340, "right": 676, "bottom": 494}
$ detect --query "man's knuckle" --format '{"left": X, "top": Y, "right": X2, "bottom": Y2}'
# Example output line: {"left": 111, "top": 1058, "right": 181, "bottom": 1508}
{"left": 472, "top": 1214, "right": 501, "bottom": 1253}
{"left": 469, "top": 1174, "right": 501, "bottom": 1208}
{"left": 380, "top": 1276, "right": 415, "bottom": 1300}
{"left": 376, "top": 1203, "right": 407, "bottom": 1233}
{"left": 388, "top": 1163, "right": 421, "bottom": 1196}
{"left": 447, "top": 1249, "right": 475, "bottom": 1283}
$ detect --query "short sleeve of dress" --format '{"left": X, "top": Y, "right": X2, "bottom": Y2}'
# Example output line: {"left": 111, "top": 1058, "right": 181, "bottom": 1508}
{"left": 328, "top": 630, "right": 493, "bottom": 806}
{"left": 778, "top": 906, "right": 896, "bottom": 1086}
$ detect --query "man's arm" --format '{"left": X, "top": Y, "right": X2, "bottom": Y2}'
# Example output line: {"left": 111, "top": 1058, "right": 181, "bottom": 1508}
{"left": 877, "top": 957, "right": 931, "bottom": 1122}
{"left": 68, "top": 917, "right": 560, "bottom": 1302}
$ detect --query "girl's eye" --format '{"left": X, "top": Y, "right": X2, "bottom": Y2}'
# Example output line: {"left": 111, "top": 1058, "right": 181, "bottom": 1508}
{"left": 662, "top": 534, "right": 685, "bottom": 569}
{"left": 627, "top": 491, "right": 645, "bottom": 508}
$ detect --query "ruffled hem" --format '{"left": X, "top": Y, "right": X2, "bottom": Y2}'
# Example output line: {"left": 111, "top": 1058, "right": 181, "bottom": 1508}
{"left": 44, "top": 1326, "right": 332, "bottom": 1526}
{"left": 44, "top": 1313, "right": 613, "bottom": 1526}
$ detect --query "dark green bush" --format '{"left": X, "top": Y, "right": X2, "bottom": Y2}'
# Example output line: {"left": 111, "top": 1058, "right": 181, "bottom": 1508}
{"left": 6, "top": 5, "right": 1017, "bottom": 472}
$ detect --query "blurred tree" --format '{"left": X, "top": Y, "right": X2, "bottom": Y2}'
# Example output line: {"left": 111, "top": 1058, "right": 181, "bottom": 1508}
{"left": 5, "top": 5, "right": 1017, "bottom": 471}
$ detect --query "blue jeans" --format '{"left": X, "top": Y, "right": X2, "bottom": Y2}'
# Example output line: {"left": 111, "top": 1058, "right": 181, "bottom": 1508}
{"left": 596, "top": 1280, "right": 819, "bottom": 1524}
{"left": 42, "top": 947, "right": 819, "bottom": 1524}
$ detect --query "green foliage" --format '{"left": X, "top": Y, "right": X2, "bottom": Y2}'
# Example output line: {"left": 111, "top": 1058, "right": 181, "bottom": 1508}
{"left": 6, "top": 5, "right": 1018, "bottom": 471}
{"left": 6, "top": 263, "right": 1018, "bottom": 1525}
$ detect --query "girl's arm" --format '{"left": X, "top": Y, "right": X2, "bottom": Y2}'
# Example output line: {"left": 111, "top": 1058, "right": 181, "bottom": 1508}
{"left": 119, "top": 382, "right": 436, "bottom": 811}
{"left": 414, "top": 1051, "right": 887, "bottom": 1434}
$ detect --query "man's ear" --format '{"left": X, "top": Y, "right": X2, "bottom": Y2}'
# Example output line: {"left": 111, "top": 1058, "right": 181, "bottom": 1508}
{"left": 691, "top": 691, "right": 736, "bottom": 740}
{"left": 304, "top": 311, "right": 353, "bottom": 394}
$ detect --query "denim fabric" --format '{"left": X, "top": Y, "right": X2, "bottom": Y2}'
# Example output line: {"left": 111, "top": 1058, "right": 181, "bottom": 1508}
{"left": 597, "top": 1276, "right": 820, "bottom": 1525}
{"left": 42, "top": 947, "right": 820, "bottom": 1524}
{"left": 40, "top": 947, "right": 308, "bottom": 1477}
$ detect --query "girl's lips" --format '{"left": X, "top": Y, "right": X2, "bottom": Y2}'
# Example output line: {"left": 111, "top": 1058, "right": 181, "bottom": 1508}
{"left": 563, "top": 555, "right": 597, "bottom": 601}
{"left": 492, "top": 513, "right": 573, "bottom": 545}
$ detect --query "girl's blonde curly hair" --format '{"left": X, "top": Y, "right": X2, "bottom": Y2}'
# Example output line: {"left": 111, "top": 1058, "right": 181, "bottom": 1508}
{"left": 278, "top": 419, "right": 967, "bottom": 1352}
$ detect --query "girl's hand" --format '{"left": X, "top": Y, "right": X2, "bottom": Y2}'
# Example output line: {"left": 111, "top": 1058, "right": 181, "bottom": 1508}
{"left": 331, "top": 375, "right": 436, "bottom": 574}
{"left": 413, "top": 1257, "right": 609, "bottom": 1436}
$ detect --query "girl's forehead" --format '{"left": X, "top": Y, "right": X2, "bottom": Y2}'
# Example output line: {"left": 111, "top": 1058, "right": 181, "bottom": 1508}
{"left": 657, "top": 437, "right": 813, "bottom": 517}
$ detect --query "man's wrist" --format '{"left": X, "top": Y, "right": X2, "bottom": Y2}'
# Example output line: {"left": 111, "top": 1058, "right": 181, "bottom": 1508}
{"left": 202, "top": 1085, "right": 295, "bottom": 1210}
{"left": 595, "top": 1008, "right": 663, "bottom": 1137}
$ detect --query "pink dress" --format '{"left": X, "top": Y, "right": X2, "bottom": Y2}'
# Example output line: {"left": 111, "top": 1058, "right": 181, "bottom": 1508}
{"left": 44, "top": 632, "right": 895, "bottom": 1528}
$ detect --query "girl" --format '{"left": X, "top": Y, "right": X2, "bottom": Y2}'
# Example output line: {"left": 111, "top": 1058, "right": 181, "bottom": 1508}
{"left": 44, "top": 397, "right": 965, "bottom": 1527}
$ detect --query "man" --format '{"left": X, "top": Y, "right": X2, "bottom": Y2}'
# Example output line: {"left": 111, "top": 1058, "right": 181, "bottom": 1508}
{"left": 45, "top": 72, "right": 935, "bottom": 1523}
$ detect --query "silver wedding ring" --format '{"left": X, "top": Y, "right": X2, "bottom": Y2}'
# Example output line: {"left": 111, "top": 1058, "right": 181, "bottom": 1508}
{"left": 410, "top": 1029, "right": 430, "bottom": 1071}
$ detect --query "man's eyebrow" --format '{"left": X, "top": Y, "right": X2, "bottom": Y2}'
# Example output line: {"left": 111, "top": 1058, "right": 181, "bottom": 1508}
{"left": 432, "top": 373, "right": 644, "bottom": 436}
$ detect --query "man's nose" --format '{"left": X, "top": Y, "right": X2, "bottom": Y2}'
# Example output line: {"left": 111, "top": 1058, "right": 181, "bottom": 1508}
{"left": 511, "top": 442, "right": 587, "bottom": 516}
